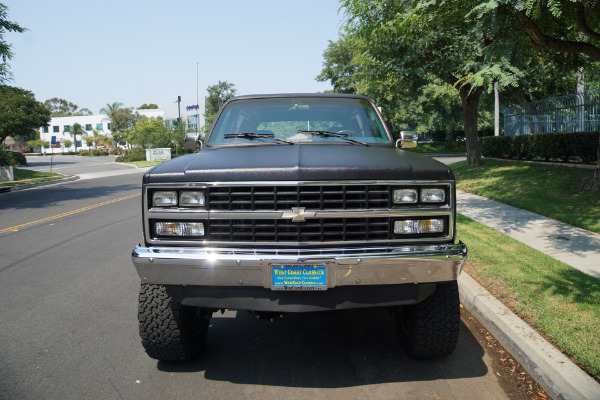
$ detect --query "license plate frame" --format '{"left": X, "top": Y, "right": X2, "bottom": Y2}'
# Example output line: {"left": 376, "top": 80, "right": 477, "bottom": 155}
{"left": 271, "top": 263, "right": 327, "bottom": 291}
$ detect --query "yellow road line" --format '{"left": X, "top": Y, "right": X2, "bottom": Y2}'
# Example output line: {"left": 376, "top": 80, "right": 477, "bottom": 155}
{"left": 0, "top": 193, "right": 141, "bottom": 234}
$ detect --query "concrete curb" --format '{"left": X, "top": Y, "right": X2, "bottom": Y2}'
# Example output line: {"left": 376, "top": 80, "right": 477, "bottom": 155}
{"left": 459, "top": 273, "right": 600, "bottom": 400}
{"left": 0, "top": 176, "right": 79, "bottom": 193}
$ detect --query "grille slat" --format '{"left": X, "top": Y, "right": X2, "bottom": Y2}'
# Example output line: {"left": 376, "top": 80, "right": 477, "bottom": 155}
{"left": 207, "top": 218, "right": 390, "bottom": 242}
{"left": 207, "top": 185, "right": 391, "bottom": 211}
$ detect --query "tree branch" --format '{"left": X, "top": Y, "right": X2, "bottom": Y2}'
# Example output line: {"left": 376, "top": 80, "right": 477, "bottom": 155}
{"left": 515, "top": 10, "right": 600, "bottom": 62}
{"left": 575, "top": 4, "right": 600, "bottom": 42}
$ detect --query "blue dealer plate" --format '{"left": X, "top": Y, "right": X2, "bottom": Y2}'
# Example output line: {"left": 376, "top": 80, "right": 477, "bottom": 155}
{"left": 271, "top": 264, "right": 327, "bottom": 290}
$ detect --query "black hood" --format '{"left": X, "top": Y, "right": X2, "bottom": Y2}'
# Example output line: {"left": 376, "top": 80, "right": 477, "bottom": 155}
{"left": 145, "top": 144, "right": 453, "bottom": 183}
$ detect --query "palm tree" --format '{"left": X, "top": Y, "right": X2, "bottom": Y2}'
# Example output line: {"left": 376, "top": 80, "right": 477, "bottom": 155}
{"left": 99, "top": 102, "right": 124, "bottom": 123}
{"left": 100, "top": 102, "right": 124, "bottom": 147}
{"left": 70, "top": 122, "right": 85, "bottom": 152}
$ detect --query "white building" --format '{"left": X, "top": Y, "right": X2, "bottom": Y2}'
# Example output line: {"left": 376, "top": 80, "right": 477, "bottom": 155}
{"left": 38, "top": 99, "right": 205, "bottom": 154}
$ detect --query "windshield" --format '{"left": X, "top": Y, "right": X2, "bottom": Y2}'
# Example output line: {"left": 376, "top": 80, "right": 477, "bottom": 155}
{"left": 207, "top": 97, "right": 390, "bottom": 146}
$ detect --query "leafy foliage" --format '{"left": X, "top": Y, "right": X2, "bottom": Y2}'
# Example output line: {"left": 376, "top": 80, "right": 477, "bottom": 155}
{"left": 0, "top": 149, "right": 25, "bottom": 166}
{"left": 0, "top": 85, "right": 50, "bottom": 143}
{"left": 0, "top": 3, "right": 25, "bottom": 84}
{"left": 43, "top": 98, "right": 92, "bottom": 117}
{"left": 127, "top": 118, "right": 172, "bottom": 150}
{"left": 481, "top": 132, "right": 599, "bottom": 162}
{"left": 316, "top": 35, "right": 359, "bottom": 94}
{"left": 203, "top": 81, "right": 237, "bottom": 132}
{"left": 138, "top": 103, "right": 159, "bottom": 109}
{"left": 69, "top": 122, "right": 85, "bottom": 151}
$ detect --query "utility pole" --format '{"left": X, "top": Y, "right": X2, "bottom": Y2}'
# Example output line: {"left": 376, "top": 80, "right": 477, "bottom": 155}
{"left": 576, "top": 67, "right": 585, "bottom": 132}
{"left": 494, "top": 80, "right": 500, "bottom": 136}
{"left": 177, "top": 96, "right": 181, "bottom": 128}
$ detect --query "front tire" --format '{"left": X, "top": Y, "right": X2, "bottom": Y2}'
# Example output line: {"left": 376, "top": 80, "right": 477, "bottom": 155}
{"left": 138, "top": 284, "right": 210, "bottom": 361}
{"left": 397, "top": 281, "right": 460, "bottom": 358}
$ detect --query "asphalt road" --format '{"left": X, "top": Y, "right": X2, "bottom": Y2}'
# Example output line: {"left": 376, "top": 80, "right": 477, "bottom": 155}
{"left": 0, "top": 157, "right": 525, "bottom": 400}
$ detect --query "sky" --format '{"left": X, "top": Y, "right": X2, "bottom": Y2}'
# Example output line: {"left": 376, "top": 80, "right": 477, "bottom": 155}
{"left": 4, "top": 0, "right": 344, "bottom": 114}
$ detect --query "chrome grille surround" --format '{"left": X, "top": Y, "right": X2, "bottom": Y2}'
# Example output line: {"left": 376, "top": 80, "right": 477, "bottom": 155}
{"left": 143, "top": 180, "right": 455, "bottom": 247}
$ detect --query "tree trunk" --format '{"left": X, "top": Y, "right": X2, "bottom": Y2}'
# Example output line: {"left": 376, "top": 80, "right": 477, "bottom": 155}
{"left": 458, "top": 85, "right": 484, "bottom": 167}
{"left": 445, "top": 128, "right": 455, "bottom": 150}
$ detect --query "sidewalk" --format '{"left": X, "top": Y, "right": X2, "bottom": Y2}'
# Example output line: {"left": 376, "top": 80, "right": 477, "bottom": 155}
{"left": 455, "top": 190, "right": 600, "bottom": 400}
{"left": 457, "top": 190, "right": 600, "bottom": 279}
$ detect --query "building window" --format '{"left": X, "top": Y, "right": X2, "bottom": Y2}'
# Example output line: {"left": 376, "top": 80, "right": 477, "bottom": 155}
{"left": 107, "top": 123, "right": 111, "bottom": 131}
{"left": 96, "top": 123, "right": 103, "bottom": 131}
{"left": 43, "top": 126, "right": 49, "bottom": 133}
{"left": 76, "top": 140, "right": 82, "bottom": 148}
{"left": 53, "top": 126, "right": 59, "bottom": 133}
{"left": 187, "top": 115, "right": 198, "bottom": 129}
{"left": 64, "top": 125, "right": 71, "bottom": 132}
{"left": 85, "top": 124, "right": 92, "bottom": 131}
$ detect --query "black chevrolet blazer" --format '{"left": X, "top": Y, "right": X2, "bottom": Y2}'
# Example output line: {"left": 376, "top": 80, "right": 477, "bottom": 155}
{"left": 132, "top": 93, "right": 468, "bottom": 361}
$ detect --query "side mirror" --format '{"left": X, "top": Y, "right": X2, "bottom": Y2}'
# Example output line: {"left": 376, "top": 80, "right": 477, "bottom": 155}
{"left": 184, "top": 132, "right": 203, "bottom": 151}
{"left": 396, "top": 131, "right": 418, "bottom": 149}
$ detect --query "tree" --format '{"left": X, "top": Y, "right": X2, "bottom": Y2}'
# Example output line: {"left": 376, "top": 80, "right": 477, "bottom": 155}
{"left": 340, "top": 0, "right": 539, "bottom": 167}
{"left": 138, "top": 103, "right": 158, "bottom": 109}
{"left": 0, "top": 3, "right": 25, "bottom": 84}
{"left": 128, "top": 118, "right": 172, "bottom": 150}
{"left": 475, "top": 0, "right": 600, "bottom": 185}
{"left": 495, "top": 0, "right": 600, "bottom": 62}
{"left": 203, "top": 81, "right": 237, "bottom": 132}
{"left": 100, "top": 102, "right": 124, "bottom": 121}
{"left": 63, "top": 139, "right": 72, "bottom": 150}
{"left": 70, "top": 122, "right": 85, "bottom": 152}
{"left": 84, "top": 134, "right": 95, "bottom": 150}
{"left": 43, "top": 98, "right": 91, "bottom": 117}
{"left": 100, "top": 102, "right": 135, "bottom": 146}
{"left": 316, "top": 35, "right": 359, "bottom": 94}
{"left": 0, "top": 85, "right": 50, "bottom": 144}
{"left": 111, "top": 108, "right": 137, "bottom": 133}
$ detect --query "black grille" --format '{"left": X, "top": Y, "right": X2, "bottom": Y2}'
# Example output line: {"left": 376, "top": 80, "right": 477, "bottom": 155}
{"left": 207, "top": 185, "right": 390, "bottom": 211}
{"left": 207, "top": 218, "right": 390, "bottom": 242}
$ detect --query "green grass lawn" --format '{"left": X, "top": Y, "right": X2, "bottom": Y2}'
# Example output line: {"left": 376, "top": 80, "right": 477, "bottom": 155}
{"left": 404, "top": 141, "right": 467, "bottom": 154}
{"left": 0, "top": 168, "right": 67, "bottom": 186}
{"left": 452, "top": 159, "right": 600, "bottom": 234}
{"left": 126, "top": 160, "right": 163, "bottom": 168}
{"left": 458, "top": 214, "right": 600, "bottom": 379}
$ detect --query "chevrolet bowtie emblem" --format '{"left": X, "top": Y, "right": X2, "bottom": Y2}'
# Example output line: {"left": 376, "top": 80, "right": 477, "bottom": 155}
{"left": 282, "top": 207, "right": 316, "bottom": 222}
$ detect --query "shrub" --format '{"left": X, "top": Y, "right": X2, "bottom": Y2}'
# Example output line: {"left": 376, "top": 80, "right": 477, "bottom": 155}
{"left": 109, "top": 147, "right": 124, "bottom": 155}
{"left": 116, "top": 148, "right": 146, "bottom": 162}
{"left": 4, "top": 151, "right": 27, "bottom": 166}
{"left": 78, "top": 151, "right": 91, "bottom": 156}
{"left": 92, "top": 149, "right": 109, "bottom": 156}
{"left": 481, "top": 132, "right": 599, "bottom": 163}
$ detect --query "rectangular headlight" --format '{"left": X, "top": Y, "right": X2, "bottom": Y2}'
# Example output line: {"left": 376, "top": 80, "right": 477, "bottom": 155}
{"left": 420, "top": 188, "right": 446, "bottom": 203}
{"left": 394, "top": 219, "right": 445, "bottom": 235}
{"left": 155, "top": 222, "right": 204, "bottom": 237}
{"left": 180, "top": 191, "right": 205, "bottom": 207}
{"left": 393, "top": 188, "right": 418, "bottom": 204}
{"left": 153, "top": 191, "right": 178, "bottom": 207}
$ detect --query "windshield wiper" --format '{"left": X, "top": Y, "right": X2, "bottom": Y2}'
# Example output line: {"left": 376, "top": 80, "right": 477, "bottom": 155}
{"left": 296, "top": 130, "right": 370, "bottom": 147}
{"left": 223, "top": 132, "right": 294, "bottom": 145}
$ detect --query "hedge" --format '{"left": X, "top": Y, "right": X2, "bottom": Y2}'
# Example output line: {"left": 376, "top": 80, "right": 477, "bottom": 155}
{"left": 0, "top": 151, "right": 28, "bottom": 166}
{"left": 480, "top": 132, "right": 599, "bottom": 163}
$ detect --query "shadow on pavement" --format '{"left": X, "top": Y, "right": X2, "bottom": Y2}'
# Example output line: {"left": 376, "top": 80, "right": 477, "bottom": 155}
{"left": 0, "top": 183, "right": 140, "bottom": 211}
{"left": 157, "top": 308, "right": 487, "bottom": 387}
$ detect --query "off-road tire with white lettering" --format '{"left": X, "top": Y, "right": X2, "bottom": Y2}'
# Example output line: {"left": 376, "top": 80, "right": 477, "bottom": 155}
{"left": 397, "top": 281, "right": 460, "bottom": 358}
{"left": 138, "top": 284, "right": 211, "bottom": 361}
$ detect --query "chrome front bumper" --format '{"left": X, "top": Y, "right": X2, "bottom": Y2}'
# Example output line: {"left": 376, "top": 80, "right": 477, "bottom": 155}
{"left": 132, "top": 242, "right": 468, "bottom": 289}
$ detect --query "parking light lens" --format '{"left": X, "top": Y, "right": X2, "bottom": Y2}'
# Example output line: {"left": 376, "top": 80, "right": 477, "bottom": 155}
{"left": 153, "top": 191, "right": 178, "bottom": 207}
{"left": 155, "top": 222, "right": 204, "bottom": 237}
{"left": 394, "top": 219, "right": 445, "bottom": 235}
{"left": 393, "top": 189, "right": 418, "bottom": 204}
